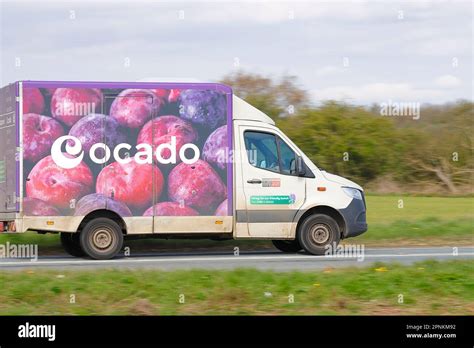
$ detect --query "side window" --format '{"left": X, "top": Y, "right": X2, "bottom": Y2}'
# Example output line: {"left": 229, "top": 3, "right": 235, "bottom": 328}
{"left": 244, "top": 131, "right": 280, "bottom": 173}
{"left": 278, "top": 138, "right": 297, "bottom": 175}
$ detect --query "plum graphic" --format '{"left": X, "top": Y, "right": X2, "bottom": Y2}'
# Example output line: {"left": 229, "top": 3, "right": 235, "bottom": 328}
{"left": 137, "top": 115, "right": 198, "bottom": 162}
{"left": 152, "top": 89, "right": 170, "bottom": 102}
{"left": 23, "top": 197, "right": 60, "bottom": 216}
{"left": 168, "top": 159, "right": 227, "bottom": 213}
{"left": 214, "top": 199, "right": 228, "bottom": 216}
{"left": 178, "top": 90, "right": 226, "bottom": 129}
{"left": 110, "top": 89, "right": 162, "bottom": 129}
{"left": 143, "top": 202, "right": 199, "bottom": 216}
{"left": 202, "top": 125, "right": 228, "bottom": 170}
{"left": 74, "top": 193, "right": 132, "bottom": 217}
{"left": 26, "top": 155, "right": 94, "bottom": 209}
{"left": 51, "top": 88, "right": 102, "bottom": 127}
{"left": 68, "top": 113, "right": 127, "bottom": 155}
{"left": 23, "top": 113, "right": 65, "bottom": 162}
{"left": 23, "top": 88, "right": 45, "bottom": 115}
{"left": 168, "top": 89, "right": 181, "bottom": 103}
{"left": 96, "top": 161, "right": 164, "bottom": 212}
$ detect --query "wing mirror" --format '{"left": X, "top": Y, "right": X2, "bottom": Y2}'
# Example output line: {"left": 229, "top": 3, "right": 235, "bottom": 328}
{"left": 297, "top": 156, "right": 306, "bottom": 176}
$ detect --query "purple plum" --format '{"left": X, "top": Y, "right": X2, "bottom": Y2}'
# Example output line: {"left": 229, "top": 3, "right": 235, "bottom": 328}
{"left": 168, "top": 159, "right": 227, "bottom": 213}
{"left": 214, "top": 199, "right": 228, "bottom": 216}
{"left": 23, "top": 113, "right": 65, "bottom": 162}
{"left": 178, "top": 90, "right": 226, "bottom": 129}
{"left": 202, "top": 125, "right": 228, "bottom": 170}
{"left": 74, "top": 193, "right": 132, "bottom": 217}
{"left": 68, "top": 113, "right": 127, "bottom": 157}
{"left": 23, "top": 197, "right": 60, "bottom": 216}
{"left": 51, "top": 88, "right": 102, "bottom": 127}
{"left": 110, "top": 89, "right": 162, "bottom": 129}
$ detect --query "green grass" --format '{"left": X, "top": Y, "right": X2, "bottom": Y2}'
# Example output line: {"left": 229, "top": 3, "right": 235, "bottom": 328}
{"left": 365, "top": 196, "right": 473, "bottom": 224}
{"left": 0, "top": 260, "right": 472, "bottom": 315}
{"left": 354, "top": 218, "right": 473, "bottom": 246}
{"left": 358, "top": 196, "right": 473, "bottom": 246}
{"left": 0, "top": 195, "right": 472, "bottom": 251}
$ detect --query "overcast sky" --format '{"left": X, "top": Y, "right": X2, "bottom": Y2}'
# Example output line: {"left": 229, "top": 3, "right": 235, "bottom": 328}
{"left": 0, "top": 0, "right": 472, "bottom": 105}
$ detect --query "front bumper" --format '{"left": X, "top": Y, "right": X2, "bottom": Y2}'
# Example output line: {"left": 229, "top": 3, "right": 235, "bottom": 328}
{"left": 339, "top": 197, "right": 368, "bottom": 238}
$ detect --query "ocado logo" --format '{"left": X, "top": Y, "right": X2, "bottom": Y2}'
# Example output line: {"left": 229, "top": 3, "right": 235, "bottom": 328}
{"left": 51, "top": 135, "right": 200, "bottom": 169}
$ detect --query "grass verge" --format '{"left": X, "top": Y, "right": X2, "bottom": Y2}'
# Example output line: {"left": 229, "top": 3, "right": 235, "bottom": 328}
{"left": 0, "top": 260, "right": 472, "bottom": 315}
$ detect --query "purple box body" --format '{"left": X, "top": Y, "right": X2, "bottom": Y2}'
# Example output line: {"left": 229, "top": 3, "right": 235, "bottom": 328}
{"left": 0, "top": 81, "right": 233, "bottom": 218}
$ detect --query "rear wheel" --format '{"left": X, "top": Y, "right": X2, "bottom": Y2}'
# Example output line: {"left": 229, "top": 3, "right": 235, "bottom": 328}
{"left": 297, "top": 214, "right": 341, "bottom": 255}
{"left": 60, "top": 232, "right": 85, "bottom": 257}
{"left": 79, "top": 218, "right": 123, "bottom": 260}
{"left": 272, "top": 239, "right": 302, "bottom": 253}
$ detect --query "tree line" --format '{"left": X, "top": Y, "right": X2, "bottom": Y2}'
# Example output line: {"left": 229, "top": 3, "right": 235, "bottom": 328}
{"left": 222, "top": 72, "right": 473, "bottom": 193}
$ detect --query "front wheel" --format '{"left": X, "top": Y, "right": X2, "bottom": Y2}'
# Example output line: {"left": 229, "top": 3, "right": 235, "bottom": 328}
{"left": 297, "top": 214, "right": 341, "bottom": 255}
{"left": 79, "top": 218, "right": 123, "bottom": 260}
{"left": 272, "top": 239, "right": 302, "bottom": 253}
{"left": 60, "top": 232, "right": 85, "bottom": 257}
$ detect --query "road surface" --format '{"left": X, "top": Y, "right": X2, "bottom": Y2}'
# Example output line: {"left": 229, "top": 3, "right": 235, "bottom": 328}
{"left": 0, "top": 246, "right": 472, "bottom": 271}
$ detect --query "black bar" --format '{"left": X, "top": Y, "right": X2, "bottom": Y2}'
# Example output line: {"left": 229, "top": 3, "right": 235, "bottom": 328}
{"left": 0, "top": 316, "right": 472, "bottom": 346}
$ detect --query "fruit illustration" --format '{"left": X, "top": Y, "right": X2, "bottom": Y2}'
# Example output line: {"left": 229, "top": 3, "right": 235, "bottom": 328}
{"left": 178, "top": 89, "right": 226, "bottom": 129}
{"left": 26, "top": 155, "right": 94, "bottom": 209}
{"left": 110, "top": 89, "right": 162, "bottom": 129}
{"left": 168, "top": 159, "right": 226, "bottom": 213}
{"left": 68, "top": 113, "right": 127, "bottom": 155}
{"left": 23, "top": 88, "right": 45, "bottom": 115}
{"left": 202, "top": 125, "right": 228, "bottom": 170}
{"left": 23, "top": 113, "right": 65, "bottom": 162}
{"left": 137, "top": 115, "right": 198, "bottom": 162}
{"left": 74, "top": 193, "right": 132, "bottom": 217}
{"left": 168, "top": 89, "right": 181, "bottom": 103}
{"left": 96, "top": 161, "right": 164, "bottom": 211}
{"left": 214, "top": 199, "right": 228, "bottom": 216}
{"left": 23, "top": 197, "right": 61, "bottom": 216}
{"left": 51, "top": 88, "right": 102, "bottom": 127}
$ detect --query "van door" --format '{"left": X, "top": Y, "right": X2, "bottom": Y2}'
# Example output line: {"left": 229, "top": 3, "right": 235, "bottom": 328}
{"left": 102, "top": 94, "right": 155, "bottom": 234}
{"left": 238, "top": 124, "right": 306, "bottom": 238}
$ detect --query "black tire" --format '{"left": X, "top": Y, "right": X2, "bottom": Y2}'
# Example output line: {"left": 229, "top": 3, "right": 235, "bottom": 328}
{"left": 60, "top": 232, "right": 85, "bottom": 257}
{"left": 79, "top": 218, "right": 123, "bottom": 260}
{"left": 272, "top": 239, "right": 302, "bottom": 253}
{"left": 297, "top": 214, "right": 341, "bottom": 255}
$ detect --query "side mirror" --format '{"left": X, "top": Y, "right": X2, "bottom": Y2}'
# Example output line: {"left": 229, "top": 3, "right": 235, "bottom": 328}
{"left": 296, "top": 156, "right": 306, "bottom": 176}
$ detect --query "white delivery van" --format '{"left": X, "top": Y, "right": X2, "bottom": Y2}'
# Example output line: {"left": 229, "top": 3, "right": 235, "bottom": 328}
{"left": 0, "top": 81, "right": 367, "bottom": 259}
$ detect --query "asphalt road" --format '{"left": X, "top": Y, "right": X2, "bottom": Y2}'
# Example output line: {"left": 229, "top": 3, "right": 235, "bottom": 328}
{"left": 0, "top": 246, "right": 472, "bottom": 271}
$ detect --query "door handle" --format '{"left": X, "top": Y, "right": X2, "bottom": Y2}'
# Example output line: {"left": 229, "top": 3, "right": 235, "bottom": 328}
{"left": 247, "top": 179, "right": 262, "bottom": 184}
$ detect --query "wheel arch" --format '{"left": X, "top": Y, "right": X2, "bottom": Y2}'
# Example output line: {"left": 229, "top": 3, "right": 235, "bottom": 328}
{"left": 77, "top": 210, "right": 128, "bottom": 235}
{"left": 294, "top": 205, "right": 346, "bottom": 238}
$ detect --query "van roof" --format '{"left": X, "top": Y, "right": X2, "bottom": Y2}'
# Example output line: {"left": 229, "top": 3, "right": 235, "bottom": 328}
{"left": 18, "top": 80, "right": 232, "bottom": 94}
{"left": 15, "top": 80, "right": 275, "bottom": 125}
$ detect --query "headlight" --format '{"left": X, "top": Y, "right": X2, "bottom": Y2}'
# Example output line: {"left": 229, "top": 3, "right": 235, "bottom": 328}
{"left": 342, "top": 187, "right": 363, "bottom": 200}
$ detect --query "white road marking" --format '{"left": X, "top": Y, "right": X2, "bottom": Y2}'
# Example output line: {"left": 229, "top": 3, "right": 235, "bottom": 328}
{"left": 0, "top": 252, "right": 472, "bottom": 267}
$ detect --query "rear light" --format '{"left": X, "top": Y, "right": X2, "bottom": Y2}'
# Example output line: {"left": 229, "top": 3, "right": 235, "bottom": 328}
{"left": 0, "top": 221, "right": 16, "bottom": 232}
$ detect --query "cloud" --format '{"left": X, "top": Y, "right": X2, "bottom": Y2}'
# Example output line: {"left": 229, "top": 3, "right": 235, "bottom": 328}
{"left": 1, "top": 1, "right": 472, "bottom": 104}
{"left": 434, "top": 75, "right": 462, "bottom": 88}
{"left": 314, "top": 65, "right": 345, "bottom": 77}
